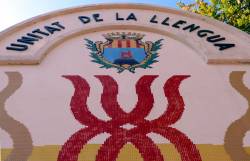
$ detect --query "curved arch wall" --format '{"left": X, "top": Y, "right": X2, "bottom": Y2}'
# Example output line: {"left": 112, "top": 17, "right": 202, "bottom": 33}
{"left": 0, "top": 4, "right": 250, "bottom": 161}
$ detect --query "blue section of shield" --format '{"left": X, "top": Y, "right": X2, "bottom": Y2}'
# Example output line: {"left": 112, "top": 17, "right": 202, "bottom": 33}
{"left": 103, "top": 48, "right": 146, "bottom": 64}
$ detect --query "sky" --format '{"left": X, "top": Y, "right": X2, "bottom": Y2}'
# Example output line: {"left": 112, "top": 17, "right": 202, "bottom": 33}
{"left": 0, "top": 0, "right": 194, "bottom": 31}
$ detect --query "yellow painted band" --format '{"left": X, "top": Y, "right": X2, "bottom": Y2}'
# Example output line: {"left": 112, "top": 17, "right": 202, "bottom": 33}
{"left": 2, "top": 144, "right": 250, "bottom": 161}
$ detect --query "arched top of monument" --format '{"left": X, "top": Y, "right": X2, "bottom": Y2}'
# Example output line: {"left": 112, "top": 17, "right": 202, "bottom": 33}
{"left": 0, "top": 3, "right": 249, "bottom": 65}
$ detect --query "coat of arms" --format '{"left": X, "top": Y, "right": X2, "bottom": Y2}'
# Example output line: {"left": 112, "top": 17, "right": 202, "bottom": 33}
{"left": 85, "top": 32, "right": 163, "bottom": 73}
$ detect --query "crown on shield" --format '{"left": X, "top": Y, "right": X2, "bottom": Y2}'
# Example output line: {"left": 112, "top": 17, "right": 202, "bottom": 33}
{"left": 103, "top": 32, "right": 145, "bottom": 41}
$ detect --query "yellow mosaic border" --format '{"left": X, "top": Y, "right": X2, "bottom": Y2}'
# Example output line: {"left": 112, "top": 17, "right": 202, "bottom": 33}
{"left": 1, "top": 144, "right": 250, "bottom": 161}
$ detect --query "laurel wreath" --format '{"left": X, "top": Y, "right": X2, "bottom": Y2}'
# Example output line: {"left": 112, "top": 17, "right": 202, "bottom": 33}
{"left": 85, "top": 38, "right": 163, "bottom": 73}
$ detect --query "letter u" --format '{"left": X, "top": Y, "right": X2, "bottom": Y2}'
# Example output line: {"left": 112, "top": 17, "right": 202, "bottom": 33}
{"left": 6, "top": 43, "right": 28, "bottom": 51}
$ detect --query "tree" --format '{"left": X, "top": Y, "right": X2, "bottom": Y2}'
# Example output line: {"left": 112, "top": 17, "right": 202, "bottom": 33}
{"left": 177, "top": 0, "right": 250, "bottom": 34}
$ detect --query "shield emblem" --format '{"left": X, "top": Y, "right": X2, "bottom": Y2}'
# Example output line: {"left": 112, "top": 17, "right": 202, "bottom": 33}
{"left": 85, "top": 32, "right": 163, "bottom": 73}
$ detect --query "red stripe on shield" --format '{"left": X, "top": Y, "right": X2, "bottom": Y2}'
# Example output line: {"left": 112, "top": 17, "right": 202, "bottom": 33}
{"left": 127, "top": 40, "right": 131, "bottom": 48}
{"left": 118, "top": 40, "right": 122, "bottom": 48}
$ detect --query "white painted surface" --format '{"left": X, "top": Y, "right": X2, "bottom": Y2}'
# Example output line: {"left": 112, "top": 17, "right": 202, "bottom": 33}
{"left": 0, "top": 4, "right": 250, "bottom": 148}
{"left": 0, "top": 30, "right": 250, "bottom": 147}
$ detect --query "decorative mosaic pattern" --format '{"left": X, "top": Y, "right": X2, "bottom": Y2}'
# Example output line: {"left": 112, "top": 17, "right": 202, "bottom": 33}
{"left": 224, "top": 71, "right": 250, "bottom": 161}
{"left": 0, "top": 72, "right": 33, "bottom": 161}
{"left": 57, "top": 75, "right": 201, "bottom": 161}
{"left": 1, "top": 72, "right": 250, "bottom": 161}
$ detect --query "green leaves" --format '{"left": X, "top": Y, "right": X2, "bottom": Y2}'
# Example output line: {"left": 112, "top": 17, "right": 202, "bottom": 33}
{"left": 138, "top": 39, "right": 163, "bottom": 69}
{"left": 85, "top": 39, "right": 113, "bottom": 69}
{"left": 151, "top": 39, "right": 164, "bottom": 51}
{"left": 177, "top": 0, "right": 250, "bottom": 34}
{"left": 85, "top": 39, "right": 98, "bottom": 52}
